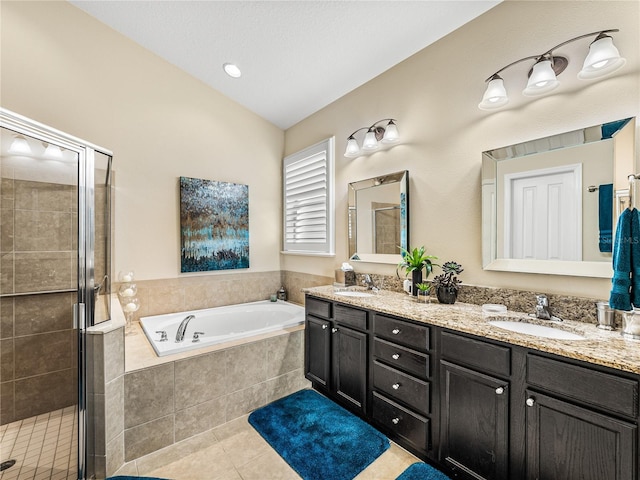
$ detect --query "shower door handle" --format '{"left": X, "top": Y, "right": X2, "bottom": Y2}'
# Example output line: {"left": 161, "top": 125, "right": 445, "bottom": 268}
{"left": 74, "top": 303, "right": 85, "bottom": 330}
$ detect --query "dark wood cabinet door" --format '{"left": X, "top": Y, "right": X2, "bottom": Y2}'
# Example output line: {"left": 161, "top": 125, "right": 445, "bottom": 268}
{"left": 525, "top": 390, "right": 637, "bottom": 480}
{"left": 440, "top": 360, "right": 509, "bottom": 480}
{"left": 332, "top": 325, "right": 368, "bottom": 413}
{"left": 305, "top": 316, "right": 331, "bottom": 387}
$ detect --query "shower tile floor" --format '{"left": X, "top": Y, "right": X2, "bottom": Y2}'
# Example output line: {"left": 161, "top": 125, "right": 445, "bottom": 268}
{"left": 118, "top": 414, "right": 422, "bottom": 480}
{"left": 0, "top": 406, "right": 77, "bottom": 480}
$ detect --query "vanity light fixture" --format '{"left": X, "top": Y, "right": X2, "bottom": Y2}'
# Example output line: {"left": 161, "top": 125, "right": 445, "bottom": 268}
{"left": 479, "top": 29, "right": 626, "bottom": 111}
{"left": 8, "top": 134, "right": 32, "bottom": 155}
{"left": 344, "top": 119, "right": 400, "bottom": 158}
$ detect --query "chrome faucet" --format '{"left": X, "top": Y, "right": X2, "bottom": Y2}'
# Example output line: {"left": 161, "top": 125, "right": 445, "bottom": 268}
{"left": 176, "top": 315, "right": 195, "bottom": 342}
{"left": 533, "top": 295, "right": 562, "bottom": 322}
{"left": 363, "top": 274, "right": 379, "bottom": 292}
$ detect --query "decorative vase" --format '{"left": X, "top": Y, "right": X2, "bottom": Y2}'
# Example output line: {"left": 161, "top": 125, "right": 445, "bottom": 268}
{"left": 411, "top": 270, "right": 422, "bottom": 297}
{"left": 436, "top": 286, "right": 457, "bottom": 304}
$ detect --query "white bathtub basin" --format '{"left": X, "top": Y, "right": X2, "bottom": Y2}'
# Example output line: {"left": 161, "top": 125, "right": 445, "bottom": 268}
{"left": 334, "top": 291, "right": 375, "bottom": 298}
{"left": 488, "top": 320, "right": 586, "bottom": 340}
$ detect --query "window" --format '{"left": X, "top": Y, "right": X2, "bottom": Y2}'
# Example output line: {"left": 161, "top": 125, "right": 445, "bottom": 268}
{"left": 282, "top": 137, "right": 335, "bottom": 255}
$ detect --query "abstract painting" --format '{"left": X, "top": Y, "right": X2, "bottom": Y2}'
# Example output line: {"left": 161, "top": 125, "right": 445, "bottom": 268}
{"left": 180, "top": 176, "right": 249, "bottom": 272}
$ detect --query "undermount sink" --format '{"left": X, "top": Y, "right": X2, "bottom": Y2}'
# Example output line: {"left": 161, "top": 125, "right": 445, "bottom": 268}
{"left": 488, "top": 320, "right": 586, "bottom": 340}
{"left": 333, "top": 291, "right": 375, "bottom": 298}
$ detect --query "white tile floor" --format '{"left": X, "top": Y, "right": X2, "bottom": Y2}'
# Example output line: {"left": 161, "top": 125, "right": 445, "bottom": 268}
{"left": 0, "top": 406, "right": 77, "bottom": 480}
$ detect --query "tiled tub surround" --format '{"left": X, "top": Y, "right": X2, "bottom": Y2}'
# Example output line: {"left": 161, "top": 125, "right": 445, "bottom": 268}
{"left": 87, "top": 294, "right": 309, "bottom": 478}
{"left": 305, "top": 286, "right": 640, "bottom": 375}
{"left": 119, "top": 271, "right": 287, "bottom": 324}
{"left": 121, "top": 326, "right": 308, "bottom": 463}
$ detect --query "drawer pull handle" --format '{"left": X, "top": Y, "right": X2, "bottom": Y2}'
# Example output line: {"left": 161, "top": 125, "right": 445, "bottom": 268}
{"left": 392, "top": 353, "right": 400, "bottom": 360}
{"left": 392, "top": 417, "right": 400, "bottom": 425}
{"left": 526, "top": 397, "right": 535, "bottom": 407}
{"left": 331, "top": 328, "right": 338, "bottom": 333}
{"left": 392, "top": 383, "right": 401, "bottom": 390}
{"left": 322, "top": 324, "right": 328, "bottom": 330}
{"left": 392, "top": 328, "right": 401, "bottom": 335}
{"left": 495, "top": 387, "right": 505, "bottom": 395}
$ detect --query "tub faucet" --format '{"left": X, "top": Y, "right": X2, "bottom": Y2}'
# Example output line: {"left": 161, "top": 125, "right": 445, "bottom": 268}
{"left": 176, "top": 315, "right": 195, "bottom": 342}
{"left": 532, "top": 295, "right": 562, "bottom": 322}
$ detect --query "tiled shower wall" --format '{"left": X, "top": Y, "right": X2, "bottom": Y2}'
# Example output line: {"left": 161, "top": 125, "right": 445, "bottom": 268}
{"left": 0, "top": 178, "right": 78, "bottom": 425}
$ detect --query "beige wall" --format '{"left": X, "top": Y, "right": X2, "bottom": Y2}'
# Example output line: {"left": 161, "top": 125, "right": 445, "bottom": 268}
{"left": 283, "top": 0, "right": 640, "bottom": 299}
{"left": 1, "top": 1, "right": 284, "bottom": 281}
{"left": 2, "top": 1, "right": 639, "bottom": 300}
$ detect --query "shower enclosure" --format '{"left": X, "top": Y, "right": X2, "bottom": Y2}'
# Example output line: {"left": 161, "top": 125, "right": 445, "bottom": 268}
{"left": 0, "top": 108, "right": 112, "bottom": 479}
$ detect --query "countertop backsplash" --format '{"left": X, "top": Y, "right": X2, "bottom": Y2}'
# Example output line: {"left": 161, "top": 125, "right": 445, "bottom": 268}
{"left": 349, "top": 273, "right": 608, "bottom": 326}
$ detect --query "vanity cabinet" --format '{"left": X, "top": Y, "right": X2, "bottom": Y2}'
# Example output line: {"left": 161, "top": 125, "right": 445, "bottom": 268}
{"left": 525, "top": 354, "right": 638, "bottom": 480}
{"left": 439, "top": 332, "right": 510, "bottom": 480}
{"left": 304, "top": 298, "right": 369, "bottom": 415}
{"left": 304, "top": 294, "right": 640, "bottom": 480}
{"left": 371, "top": 314, "right": 432, "bottom": 456}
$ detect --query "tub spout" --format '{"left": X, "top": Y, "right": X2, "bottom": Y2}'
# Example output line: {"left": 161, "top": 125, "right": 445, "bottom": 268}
{"left": 176, "top": 315, "right": 195, "bottom": 342}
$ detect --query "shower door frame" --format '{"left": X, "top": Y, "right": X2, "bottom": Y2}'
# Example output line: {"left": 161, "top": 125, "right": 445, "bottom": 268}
{"left": 0, "top": 107, "right": 113, "bottom": 480}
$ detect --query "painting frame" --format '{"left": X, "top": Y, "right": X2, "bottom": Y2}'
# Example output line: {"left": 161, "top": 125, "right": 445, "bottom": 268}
{"left": 179, "top": 176, "right": 249, "bottom": 272}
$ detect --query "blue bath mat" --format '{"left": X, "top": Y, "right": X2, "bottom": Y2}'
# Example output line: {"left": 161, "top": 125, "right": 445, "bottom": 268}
{"left": 106, "top": 477, "right": 170, "bottom": 480}
{"left": 396, "top": 462, "right": 452, "bottom": 480}
{"left": 249, "top": 389, "right": 390, "bottom": 480}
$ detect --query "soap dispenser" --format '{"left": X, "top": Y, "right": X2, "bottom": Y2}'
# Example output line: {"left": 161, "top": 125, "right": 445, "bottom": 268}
{"left": 277, "top": 286, "right": 287, "bottom": 301}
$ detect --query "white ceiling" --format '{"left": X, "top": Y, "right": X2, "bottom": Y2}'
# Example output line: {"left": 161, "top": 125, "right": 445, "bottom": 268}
{"left": 69, "top": 1, "right": 501, "bottom": 129}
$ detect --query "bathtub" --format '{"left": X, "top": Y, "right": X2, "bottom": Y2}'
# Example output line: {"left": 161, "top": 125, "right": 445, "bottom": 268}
{"left": 140, "top": 300, "right": 305, "bottom": 357}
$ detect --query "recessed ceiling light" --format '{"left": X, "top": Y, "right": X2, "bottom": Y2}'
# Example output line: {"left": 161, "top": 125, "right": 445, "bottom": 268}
{"left": 223, "top": 63, "right": 242, "bottom": 78}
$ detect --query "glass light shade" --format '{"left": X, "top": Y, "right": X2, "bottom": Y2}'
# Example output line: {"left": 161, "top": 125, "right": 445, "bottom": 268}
{"left": 578, "top": 36, "right": 626, "bottom": 80}
{"left": 44, "top": 143, "right": 63, "bottom": 159}
{"left": 381, "top": 121, "right": 400, "bottom": 144}
{"left": 362, "top": 130, "right": 379, "bottom": 150}
{"left": 523, "top": 59, "right": 560, "bottom": 96}
{"left": 8, "top": 135, "right": 31, "bottom": 155}
{"left": 478, "top": 76, "right": 508, "bottom": 110}
{"left": 9, "top": 135, "right": 31, "bottom": 155}
{"left": 344, "top": 137, "right": 361, "bottom": 157}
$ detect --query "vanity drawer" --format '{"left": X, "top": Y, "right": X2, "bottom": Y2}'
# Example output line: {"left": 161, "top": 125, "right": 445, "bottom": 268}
{"left": 373, "top": 361, "right": 430, "bottom": 415}
{"left": 527, "top": 354, "right": 639, "bottom": 418}
{"left": 441, "top": 331, "right": 510, "bottom": 377}
{"left": 373, "top": 392, "right": 429, "bottom": 453}
{"left": 335, "top": 304, "right": 368, "bottom": 331}
{"left": 375, "top": 314, "right": 429, "bottom": 351}
{"left": 373, "top": 338, "right": 430, "bottom": 379}
{"left": 306, "top": 296, "right": 332, "bottom": 319}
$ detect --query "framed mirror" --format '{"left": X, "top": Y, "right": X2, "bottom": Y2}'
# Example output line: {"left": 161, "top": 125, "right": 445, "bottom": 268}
{"left": 482, "top": 118, "right": 635, "bottom": 277}
{"left": 348, "top": 170, "right": 409, "bottom": 264}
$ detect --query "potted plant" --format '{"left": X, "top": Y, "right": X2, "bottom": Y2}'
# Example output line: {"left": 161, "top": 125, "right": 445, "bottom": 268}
{"left": 397, "top": 246, "right": 438, "bottom": 296}
{"left": 432, "top": 261, "right": 464, "bottom": 304}
{"left": 415, "top": 282, "right": 431, "bottom": 303}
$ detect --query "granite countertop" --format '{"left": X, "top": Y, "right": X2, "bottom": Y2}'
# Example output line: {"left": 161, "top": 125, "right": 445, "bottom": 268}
{"left": 304, "top": 285, "right": 640, "bottom": 375}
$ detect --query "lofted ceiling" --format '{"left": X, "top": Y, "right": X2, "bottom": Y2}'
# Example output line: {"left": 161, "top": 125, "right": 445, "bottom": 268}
{"left": 69, "top": 1, "right": 501, "bottom": 129}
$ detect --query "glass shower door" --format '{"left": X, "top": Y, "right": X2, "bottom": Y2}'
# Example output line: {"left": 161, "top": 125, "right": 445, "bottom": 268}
{"left": 1, "top": 125, "right": 82, "bottom": 479}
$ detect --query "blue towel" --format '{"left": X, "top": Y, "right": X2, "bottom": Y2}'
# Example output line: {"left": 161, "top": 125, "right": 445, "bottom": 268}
{"left": 598, "top": 184, "right": 613, "bottom": 253}
{"left": 609, "top": 208, "right": 639, "bottom": 311}
{"left": 631, "top": 211, "right": 640, "bottom": 308}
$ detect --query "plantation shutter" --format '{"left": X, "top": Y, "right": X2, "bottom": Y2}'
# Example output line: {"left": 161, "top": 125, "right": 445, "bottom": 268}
{"left": 283, "top": 137, "right": 335, "bottom": 255}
